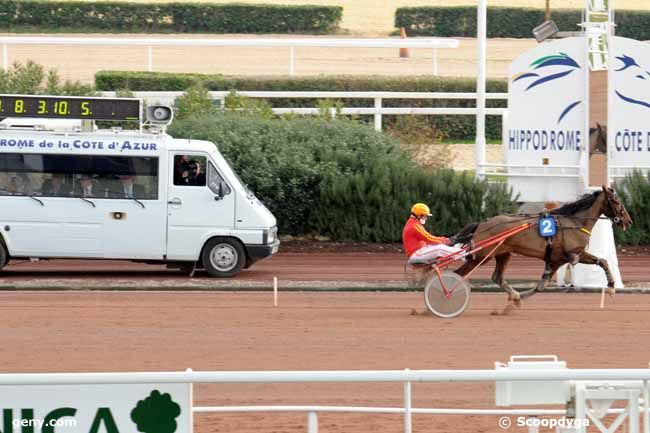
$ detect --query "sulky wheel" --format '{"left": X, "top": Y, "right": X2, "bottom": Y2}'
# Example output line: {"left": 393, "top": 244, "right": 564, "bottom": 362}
{"left": 424, "top": 270, "right": 471, "bottom": 318}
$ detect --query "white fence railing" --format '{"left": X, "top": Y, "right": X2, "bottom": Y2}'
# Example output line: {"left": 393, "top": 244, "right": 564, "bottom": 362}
{"left": 1, "top": 367, "right": 649, "bottom": 433}
{"left": 0, "top": 36, "right": 459, "bottom": 76}
{"left": 100, "top": 90, "right": 508, "bottom": 132}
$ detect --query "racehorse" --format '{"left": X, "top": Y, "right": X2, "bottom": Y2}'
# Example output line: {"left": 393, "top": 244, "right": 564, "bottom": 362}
{"left": 453, "top": 186, "right": 632, "bottom": 304}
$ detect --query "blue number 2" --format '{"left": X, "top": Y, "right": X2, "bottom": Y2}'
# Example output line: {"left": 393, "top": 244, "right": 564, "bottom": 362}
{"left": 539, "top": 217, "right": 556, "bottom": 237}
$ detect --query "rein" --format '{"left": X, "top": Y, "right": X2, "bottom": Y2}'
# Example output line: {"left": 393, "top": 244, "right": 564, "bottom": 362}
{"left": 459, "top": 212, "right": 615, "bottom": 243}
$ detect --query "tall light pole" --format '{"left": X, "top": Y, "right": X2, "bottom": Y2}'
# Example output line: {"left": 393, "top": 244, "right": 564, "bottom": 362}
{"left": 475, "top": 0, "right": 487, "bottom": 179}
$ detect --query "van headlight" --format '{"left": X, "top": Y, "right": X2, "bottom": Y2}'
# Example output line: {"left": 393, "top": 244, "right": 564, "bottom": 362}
{"left": 267, "top": 226, "right": 277, "bottom": 243}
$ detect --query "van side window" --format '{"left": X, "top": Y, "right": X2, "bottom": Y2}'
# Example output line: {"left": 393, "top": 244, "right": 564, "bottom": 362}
{"left": 174, "top": 155, "right": 206, "bottom": 187}
{"left": 0, "top": 153, "right": 158, "bottom": 199}
{"left": 208, "top": 162, "right": 231, "bottom": 196}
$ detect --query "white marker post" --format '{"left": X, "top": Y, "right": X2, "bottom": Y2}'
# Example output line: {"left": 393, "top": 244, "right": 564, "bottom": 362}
{"left": 600, "top": 286, "right": 606, "bottom": 309}
{"left": 273, "top": 277, "right": 278, "bottom": 307}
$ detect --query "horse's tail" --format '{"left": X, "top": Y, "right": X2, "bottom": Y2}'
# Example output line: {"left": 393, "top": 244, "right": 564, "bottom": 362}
{"left": 454, "top": 222, "right": 479, "bottom": 244}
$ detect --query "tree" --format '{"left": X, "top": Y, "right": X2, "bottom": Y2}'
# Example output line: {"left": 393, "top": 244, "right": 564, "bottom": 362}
{"left": 131, "top": 390, "right": 182, "bottom": 433}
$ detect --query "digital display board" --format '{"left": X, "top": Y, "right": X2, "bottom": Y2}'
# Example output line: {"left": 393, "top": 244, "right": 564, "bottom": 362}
{"left": 0, "top": 95, "right": 141, "bottom": 121}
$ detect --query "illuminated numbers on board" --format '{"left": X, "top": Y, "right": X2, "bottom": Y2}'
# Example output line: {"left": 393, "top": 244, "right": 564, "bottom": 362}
{"left": 38, "top": 100, "right": 48, "bottom": 114}
{"left": 81, "top": 101, "right": 92, "bottom": 116}
{"left": 14, "top": 99, "right": 25, "bottom": 114}
{"left": 53, "top": 101, "right": 69, "bottom": 115}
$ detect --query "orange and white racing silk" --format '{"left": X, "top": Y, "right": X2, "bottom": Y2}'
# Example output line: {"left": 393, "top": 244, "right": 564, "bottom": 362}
{"left": 402, "top": 216, "right": 462, "bottom": 265}
{"left": 402, "top": 216, "right": 448, "bottom": 256}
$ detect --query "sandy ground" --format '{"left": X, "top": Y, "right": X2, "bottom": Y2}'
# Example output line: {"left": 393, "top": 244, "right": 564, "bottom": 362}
{"left": 1, "top": 290, "right": 649, "bottom": 433}
{"left": 2, "top": 251, "right": 650, "bottom": 288}
{"left": 446, "top": 144, "right": 504, "bottom": 171}
{"left": 73, "top": 0, "right": 650, "bottom": 35}
{"left": 0, "top": 35, "right": 535, "bottom": 83}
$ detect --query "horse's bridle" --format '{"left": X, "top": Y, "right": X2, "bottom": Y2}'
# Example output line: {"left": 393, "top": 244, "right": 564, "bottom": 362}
{"left": 604, "top": 191, "right": 624, "bottom": 224}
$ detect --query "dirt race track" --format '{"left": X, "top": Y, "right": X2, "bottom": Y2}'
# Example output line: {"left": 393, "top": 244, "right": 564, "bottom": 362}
{"left": 2, "top": 290, "right": 650, "bottom": 433}
{"left": 2, "top": 250, "right": 650, "bottom": 287}
{"left": 2, "top": 253, "right": 650, "bottom": 432}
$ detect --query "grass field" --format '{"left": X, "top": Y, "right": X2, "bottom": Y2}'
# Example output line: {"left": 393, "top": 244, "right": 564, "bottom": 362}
{"left": 81, "top": 0, "right": 650, "bottom": 35}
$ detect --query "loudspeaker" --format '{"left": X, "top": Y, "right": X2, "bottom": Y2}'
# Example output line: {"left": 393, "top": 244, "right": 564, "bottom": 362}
{"left": 146, "top": 106, "right": 174, "bottom": 124}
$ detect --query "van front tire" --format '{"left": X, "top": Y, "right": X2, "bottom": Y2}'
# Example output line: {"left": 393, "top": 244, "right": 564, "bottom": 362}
{"left": 0, "top": 242, "right": 8, "bottom": 271}
{"left": 202, "top": 237, "right": 246, "bottom": 278}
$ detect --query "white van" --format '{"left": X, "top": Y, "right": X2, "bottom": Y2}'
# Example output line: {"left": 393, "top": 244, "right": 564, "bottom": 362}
{"left": 0, "top": 95, "right": 279, "bottom": 277}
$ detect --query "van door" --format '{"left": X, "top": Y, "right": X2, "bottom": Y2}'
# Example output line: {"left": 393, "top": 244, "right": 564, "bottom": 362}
{"left": 98, "top": 155, "right": 166, "bottom": 259}
{"left": 166, "top": 153, "right": 235, "bottom": 261}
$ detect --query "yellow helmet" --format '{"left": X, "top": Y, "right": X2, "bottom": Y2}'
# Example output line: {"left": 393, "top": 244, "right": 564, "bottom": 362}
{"left": 411, "top": 203, "right": 432, "bottom": 218}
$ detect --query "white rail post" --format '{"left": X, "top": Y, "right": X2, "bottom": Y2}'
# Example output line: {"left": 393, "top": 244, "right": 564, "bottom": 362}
{"left": 307, "top": 411, "right": 318, "bottom": 433}
{"left": 629, "top": 389, "right": 640, "bottom": 433}
{"left": 643, "top": 380, "right": 650, "bottom": 433}
{"left": 475, "top": 0, "right": 488, "bottom": 180}
{"left": 147, "top": 46, "right": 153, "bottom": 72}
{"left": 374, "top": 97, "right": 382, "bottom": 131}
{"left": 289, "top": 46, "right": 295, "bottom": 76}
{"left": 404, "top": 369, "right": 412, "bottom": 433}
{"left": 2, "top": 44, "right": 7, "bottom": 72}
{"left": 575, "top": 383, "right": 587, "bottom": 433}
{"left": 432, "top": 48, "right": 438, "bottom": 75}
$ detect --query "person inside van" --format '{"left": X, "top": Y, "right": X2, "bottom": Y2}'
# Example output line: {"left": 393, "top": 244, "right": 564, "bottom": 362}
{"left": 42, "top": 174, "right": 66, "bottom": 197}
{"left": 174, "top": 155, "right": 192, "bottom": 185}
{"left": 111, "top": 175, "right": 145, "bottom": 199}
{"left": 74, "top": 174, "right": 96, "bottom": 198}
{"left": 187, "top": 160, "right": 206, "bottom": 186}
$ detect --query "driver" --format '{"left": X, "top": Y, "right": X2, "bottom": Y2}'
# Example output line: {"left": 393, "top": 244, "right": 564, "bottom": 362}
{"left": 402, "top": 203, "right": 463, "bottom": 265}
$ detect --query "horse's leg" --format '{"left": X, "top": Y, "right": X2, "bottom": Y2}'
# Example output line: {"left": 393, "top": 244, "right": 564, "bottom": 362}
{"left": 578, "top": 251, "right": 616, "bottom": 294}
{"left": 492, "top": 253, "right": 520, "bottom": 304}
{"left": 520, "top": 261, "right": 561, "bottom": 299}
{"left": 455, "top": 258, "right": 478, "bottom": 277}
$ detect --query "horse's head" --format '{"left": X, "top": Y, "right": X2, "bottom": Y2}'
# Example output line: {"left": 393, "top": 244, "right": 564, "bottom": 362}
{"left": 601, "top": 186, "right": 633, "bottom": 230}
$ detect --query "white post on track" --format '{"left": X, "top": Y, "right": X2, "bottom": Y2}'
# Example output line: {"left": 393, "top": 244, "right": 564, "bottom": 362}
{"left": 475, "top": 0, "right": 488, "bottom": 180}
{"left": 273, "top": 276, "right": 278, "bottom": 307}
{"left": 374, "top": 97, "right": 382, "bottom": 131}
{"left": 404, "top": 369, "right": 412, "bottom": 433}
{"left": 307, "top": 411, "right": 318, "bottom": 433}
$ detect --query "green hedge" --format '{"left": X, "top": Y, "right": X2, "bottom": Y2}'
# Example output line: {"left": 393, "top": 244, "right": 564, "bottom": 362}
{"left": 96, "top": 71, "right": 508, "bottom": 141}
{"left": 615, "top": 171, "right": 650, "bottom": 245}
{"left": 168, "top": 112, "right": 516, "bottom": 240}
{"left": 395, "top": 6, "right": 650, "bottom": 40}
{"left": 0, "top": 1, "right": 342, "bottom": 34}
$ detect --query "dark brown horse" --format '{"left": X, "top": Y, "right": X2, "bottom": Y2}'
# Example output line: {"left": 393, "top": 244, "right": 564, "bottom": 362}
{"left": 454, "top": 186, "right": 632, "bottom": 304}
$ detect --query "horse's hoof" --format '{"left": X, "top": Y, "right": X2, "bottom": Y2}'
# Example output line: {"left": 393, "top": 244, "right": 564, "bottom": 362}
{"left": 519, "top": 288, "right": 537, "bottom": 299}
{"left": 606, "top": 287, "right": 616, "bottom": 297}
{"left": 512, "top": 298, "right": 522, "bottom": 308}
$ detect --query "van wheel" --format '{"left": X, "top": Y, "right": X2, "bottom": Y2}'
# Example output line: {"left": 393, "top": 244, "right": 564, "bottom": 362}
{"left": 0, "top": 243, "right": 8, "bottom": 271}
{"left": 202, "top": 238, "right": 245, "bottom": 278}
